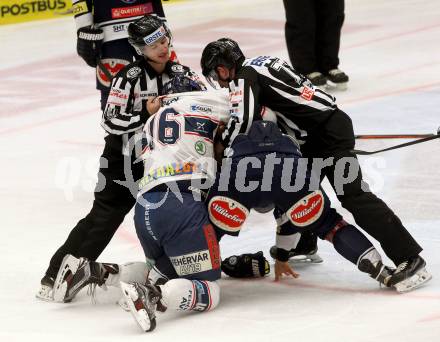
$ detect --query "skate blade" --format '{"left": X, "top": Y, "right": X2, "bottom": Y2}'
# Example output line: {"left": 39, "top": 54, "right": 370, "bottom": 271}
{"left": 118, "top": 295, "right": 131, "bottom": 312}
{"left": 288, "top": 253, "right": 323, "bottom": 264}
{"left": 394, "top": 268, "right": 432, "bottom": 293}
{"left": 36, "top": 285, "right": 54, "bottom": 302}
{"left": 325, "top": 81, "right": 348, "bottom": 91}
{"left": 120, "top": 282, "right": 153, "bottom": 332}
{"left": 53, "top": 254, "right": 81, "bottom": 302}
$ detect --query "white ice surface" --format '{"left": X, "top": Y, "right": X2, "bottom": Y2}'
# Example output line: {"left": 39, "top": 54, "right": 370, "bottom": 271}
{"left": 0, "top": 0, "right": 439, "bottom": 341}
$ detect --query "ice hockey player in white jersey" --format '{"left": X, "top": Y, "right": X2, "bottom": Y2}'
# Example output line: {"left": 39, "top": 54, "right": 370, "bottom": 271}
{"left": 52, "top": 76, "right": 231, "bottom": 332}
{"left": 137, "top": 86, "right": 231, "bottom": 196}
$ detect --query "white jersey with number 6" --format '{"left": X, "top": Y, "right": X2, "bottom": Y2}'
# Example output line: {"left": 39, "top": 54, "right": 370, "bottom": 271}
{"left": 138, "top": 89, "right": 230, "bottom": 194}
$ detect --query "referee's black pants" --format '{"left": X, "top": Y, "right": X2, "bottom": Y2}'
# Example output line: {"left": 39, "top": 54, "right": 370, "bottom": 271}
{"left": 300, "top": 109, "right": 422, "bottom": 266}
{"left": 45, "top": 134, "right": 143, "bottom": 278}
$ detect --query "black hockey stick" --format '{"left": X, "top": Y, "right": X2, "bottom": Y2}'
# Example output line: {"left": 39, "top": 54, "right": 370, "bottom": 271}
{"left": 97, "top": 59, "right": 113, "bottom": 82}
{"left": 352, "top": 134, "right": 440, "bottom": 155}
{"left": 355, "top": 134, "right": 436, "bottom": 139}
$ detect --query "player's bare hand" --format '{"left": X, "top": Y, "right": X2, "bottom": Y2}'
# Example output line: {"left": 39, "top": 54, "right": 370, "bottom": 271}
{"left": 274, "top": 260, "right": 299, "bottom": 281}
{"left": 147, "top": 96, "right": 161, "bottom": 114}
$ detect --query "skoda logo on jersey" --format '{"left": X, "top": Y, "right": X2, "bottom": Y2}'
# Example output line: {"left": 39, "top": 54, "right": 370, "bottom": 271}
{"left": 121, "top": 0, "right": 137, "bottom": 4}
{"left": 195, "top": 141, "right": 206, "bottom": 155}
{"left": 143, "top": 26, "right": 166, "bottom": 45}
{"left": 190, "top": 104, "right": 212, "bottom": 114}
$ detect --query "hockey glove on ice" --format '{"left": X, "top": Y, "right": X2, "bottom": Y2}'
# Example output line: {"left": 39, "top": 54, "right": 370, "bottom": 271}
{"left": 221, "top": 251, "right": 270, "bottom": 278}
{"left": 77, "top": 26, "right": 104, "bottom": 68}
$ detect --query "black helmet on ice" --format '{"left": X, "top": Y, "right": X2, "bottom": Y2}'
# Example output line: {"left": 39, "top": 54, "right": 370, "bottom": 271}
{"left": 128, "top": 14, "right": 172, "bottom": 55}
{"left": 200, "top": 38, "right": 245, "bottom": 86}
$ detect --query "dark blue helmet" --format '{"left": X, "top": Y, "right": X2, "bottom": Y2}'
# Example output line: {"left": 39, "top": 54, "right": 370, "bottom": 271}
{"left": 163, "top": 75, "right": 204, "bottom": 95}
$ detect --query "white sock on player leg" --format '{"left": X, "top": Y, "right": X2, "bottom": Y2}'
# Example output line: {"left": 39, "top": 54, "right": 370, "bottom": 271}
{"left": 159, "top": 278, "right": 220, "bottom": 312}
{"left": 105, "top": 262, "right": 150, "bottom": 287}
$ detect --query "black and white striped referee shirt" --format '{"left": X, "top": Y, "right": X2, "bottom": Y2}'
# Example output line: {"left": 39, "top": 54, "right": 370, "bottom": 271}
{"left": 222, "top": 55, "right": 337, "bottom": 148}
{"left": 101, "top": 58, "right": 203, "bottom": 135}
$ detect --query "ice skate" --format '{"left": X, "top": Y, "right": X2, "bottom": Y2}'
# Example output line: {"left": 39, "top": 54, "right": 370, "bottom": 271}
{"left": 36, "top": 275, "right": 55, "bottom": 301}
{"left": 306, "top": 71, "right": 327, "bottom": 87}
{"left": 388, "top": 256, "right": 432, "bottom": 293}
{"left": 53, "top": 254, "right": 118, "bottom": 302}
{"left": 358, "top": 258, "right": 394, "bottom": 287}
{"left": 325, "top": 68, "right": 349, "bottom": 90}
{"left": 270, "top": 245, "right": 323, "bottom": 264}
{"left": 120, "top": 281, "right": 162, "bottom": 332}
{"left": 288, "top": 249, "right": 324, "bottom": 263}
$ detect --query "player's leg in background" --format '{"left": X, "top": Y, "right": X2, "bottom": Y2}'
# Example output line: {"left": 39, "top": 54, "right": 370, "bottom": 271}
{"left": 315, "top": 0, "right": 349, "bottom": 88}
{"left": 283, "top": 0, "right": 319, "bottom": 76}
{"left": 283, "top": 0, "right": 329, "bottom": 86}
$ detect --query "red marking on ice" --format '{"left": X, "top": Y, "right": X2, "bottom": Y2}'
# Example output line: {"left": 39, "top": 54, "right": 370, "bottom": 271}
{"left": 58, "top": 140, "right": 104, "bottom": 148}
{"left": 171, "top": 18, "right": 285, "bottom": 70}
{"left": 418, "top": 313, "right": 440, "bottom": 323}
{"left": 275, "top": 279, "right": 440, "bottom": 300}
{"left": 0, "top": 54, "right": 95, "bottom": 116}
{"left": 1, "top": 19, "right": 438, "bottom": 128}
{"left": 344, "top": 23, "right": 440, "bottom": 50}
{"left": 0, "top": 109, "right": 95, "bottom": 136}
{"left": 341, "top": 81, "right": 440, "bottom": 106}
{"left": 378, "top": 61, "right": 440, "bottom": 78}
{"left": 115, "top": 226, "right": 143, "bottom": 250}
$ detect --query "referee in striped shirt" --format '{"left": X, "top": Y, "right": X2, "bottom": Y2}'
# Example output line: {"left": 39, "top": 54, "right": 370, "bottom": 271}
{"left": 200, "top": 38, "right": 427, "bottom": 280}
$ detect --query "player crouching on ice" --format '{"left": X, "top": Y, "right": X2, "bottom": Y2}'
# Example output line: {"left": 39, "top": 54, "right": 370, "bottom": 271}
{"left": 205, "top": 106, "right": 399, "bottom": 288}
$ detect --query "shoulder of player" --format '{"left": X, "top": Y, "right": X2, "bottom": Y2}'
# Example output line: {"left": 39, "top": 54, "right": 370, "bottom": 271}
{"left": 166, "top": 61, "right": 199, "bottom": 76}
{"left": 241, "top": 55, "right": 279, "bottom": 71}
{"left": 237, "top": 60, "right": 263, "bottom": 79}
{"left": 112, "top": 60, "right": 144, "bottom": 82}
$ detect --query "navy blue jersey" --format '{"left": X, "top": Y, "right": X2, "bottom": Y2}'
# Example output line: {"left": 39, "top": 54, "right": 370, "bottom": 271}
{"left": 71, "top": 1, "right": 171, "bottom": 91}
{"left": 135, "top": 188, "right": 221, "bottom": 282}
{"left": 72, "top": 0, "right": 165, "bottom": 43}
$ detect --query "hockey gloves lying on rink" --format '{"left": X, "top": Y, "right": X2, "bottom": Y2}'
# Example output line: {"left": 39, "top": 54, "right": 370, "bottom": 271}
{"left": 77, "top": 26, "right": 104, "bottom": 67}
{"left": 221, "top": 251, "right": 270, "bottom": 278}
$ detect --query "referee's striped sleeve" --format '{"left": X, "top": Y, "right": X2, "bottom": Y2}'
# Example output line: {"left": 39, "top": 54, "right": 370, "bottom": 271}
{"left": 101, "top": 76, "right": 148, "bottom": 134}
{"left": 222, "top": 78, "right": 259, "bottom": 147}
